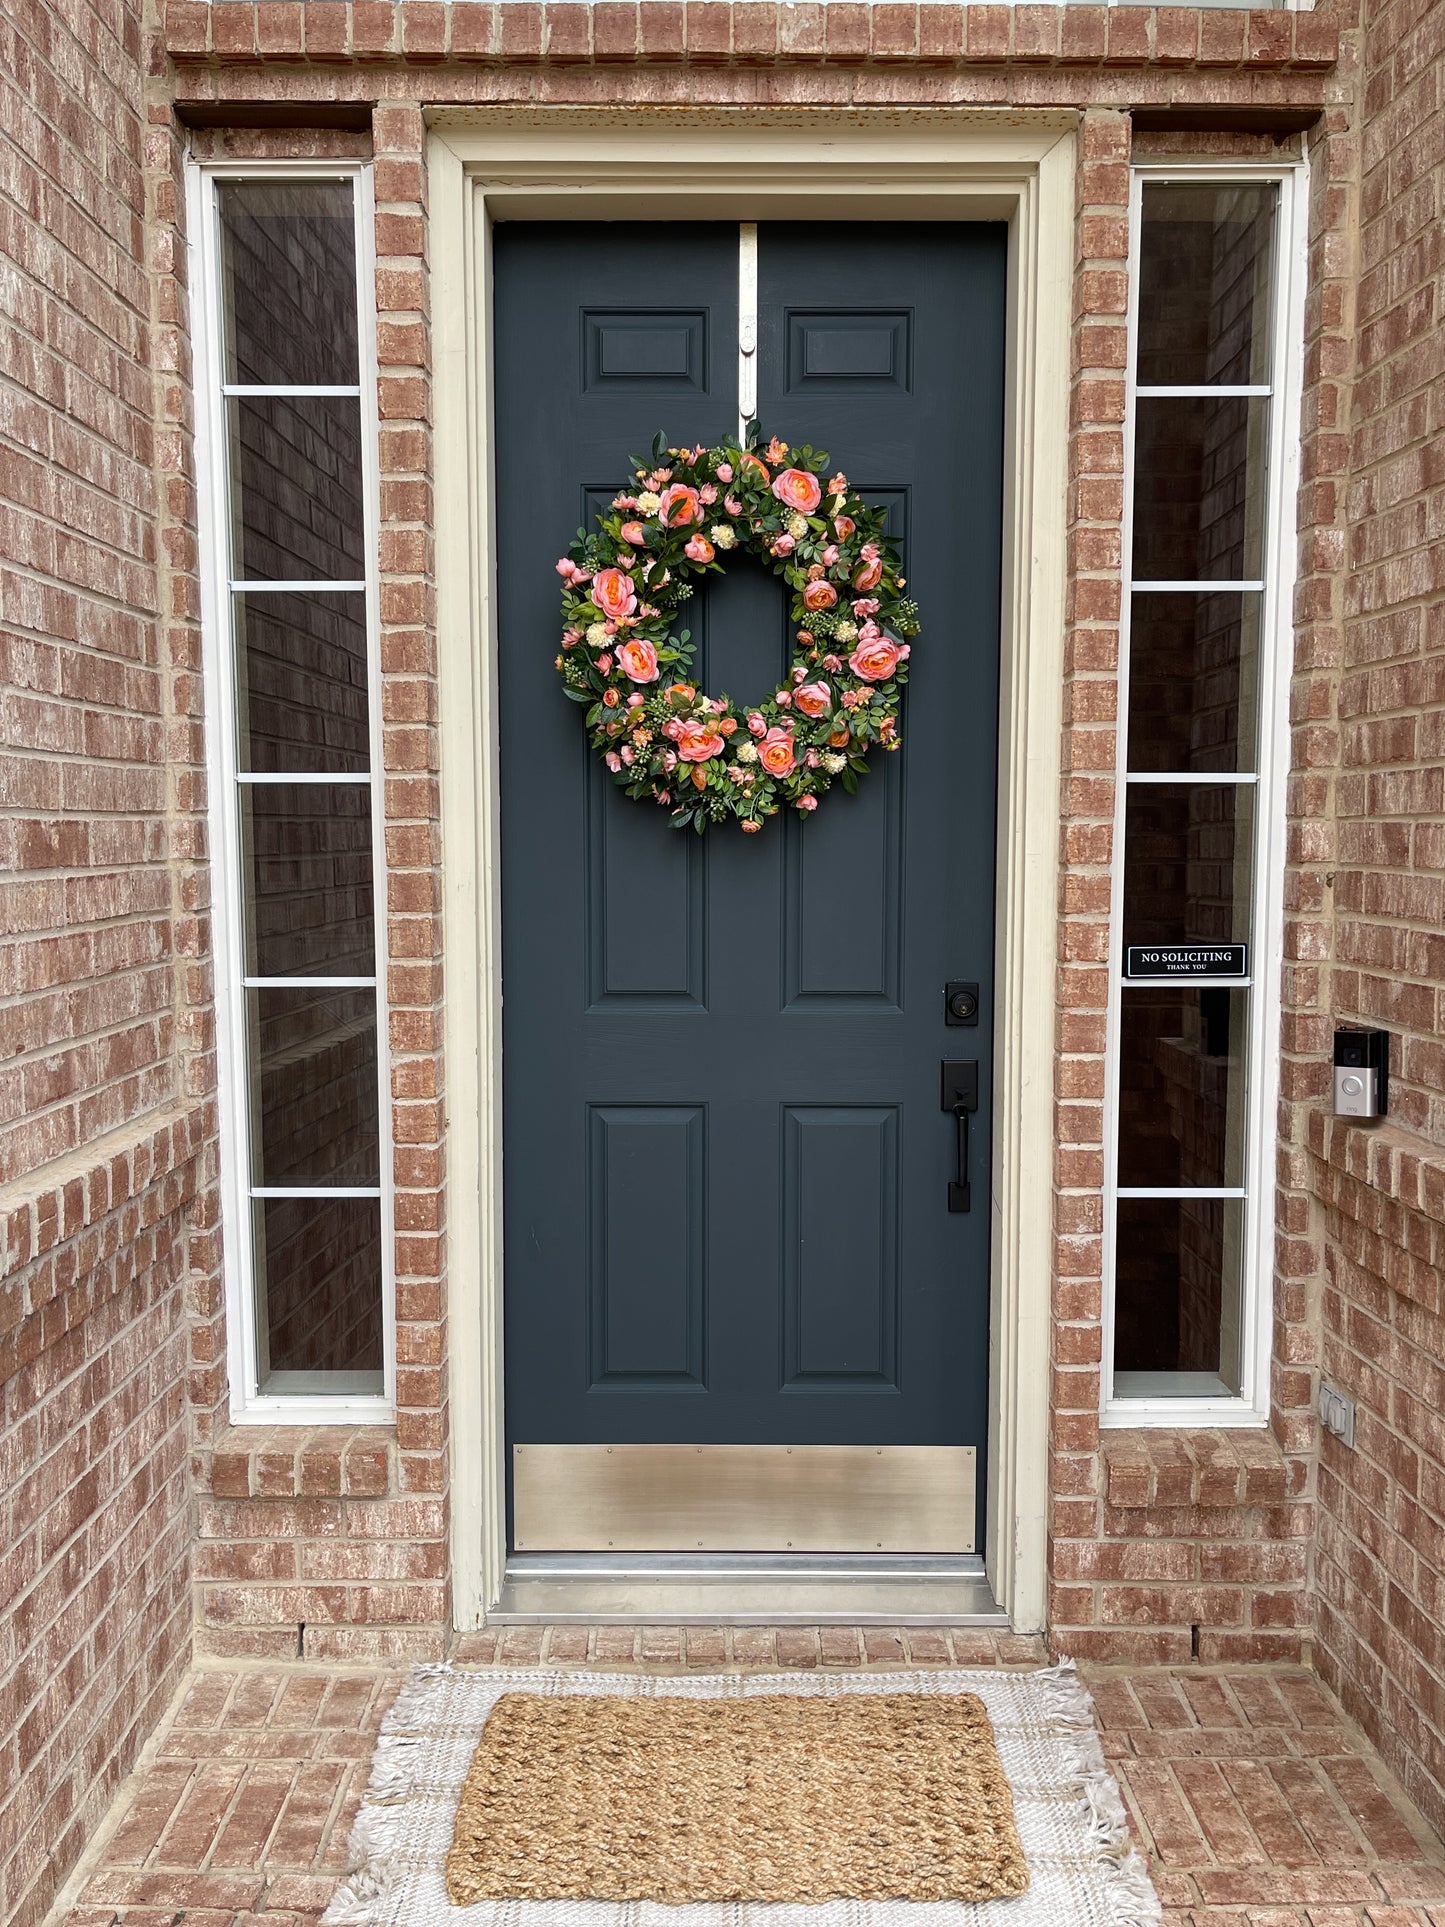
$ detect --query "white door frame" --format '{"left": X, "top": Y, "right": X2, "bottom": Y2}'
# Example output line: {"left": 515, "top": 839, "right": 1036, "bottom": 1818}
{"left": 430, "top": 110, "right": 1075, "bottom": 1632}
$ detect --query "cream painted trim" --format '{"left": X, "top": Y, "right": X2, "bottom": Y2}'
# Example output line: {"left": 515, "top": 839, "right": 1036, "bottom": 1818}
{"left": 433, "top": 110, "right": 1074, "bottom": 1633}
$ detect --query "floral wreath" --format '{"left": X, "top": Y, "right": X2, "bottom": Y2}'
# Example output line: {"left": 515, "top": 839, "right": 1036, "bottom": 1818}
{"left": 554, "top": 432, "right": 918, "bottom": 833}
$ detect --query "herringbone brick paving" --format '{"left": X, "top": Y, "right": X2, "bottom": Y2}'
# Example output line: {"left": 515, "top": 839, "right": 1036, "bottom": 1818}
{"left": 59, "top": 1633, "right": 1445, "bottom": 1926}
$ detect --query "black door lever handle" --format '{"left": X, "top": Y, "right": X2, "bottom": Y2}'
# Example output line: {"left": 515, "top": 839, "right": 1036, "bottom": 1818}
{"left": 941, "top": 1060, "right": 979, "bottom": 1213}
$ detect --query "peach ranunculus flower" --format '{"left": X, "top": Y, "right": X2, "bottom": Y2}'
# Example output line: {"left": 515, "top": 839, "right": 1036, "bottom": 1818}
{"left": 772, "top": 468, "right": 823, "bottom": 515}
{"left": 757, "top": 726, "right": 797, "bottom": 777}
{"left": 616, "top": 639, "right": 661, "bottom": 683}
{"left": 793, "top": 681, "right": 831, "bottom": 718}
{"left": 802, "top": 580, "right": 838, "bottom": 612}
{"left": 685, "top": 535, "right": 715, "bottom": 563}
{"left": 849, "top": 634, "right": 903, "bottom": 683}
{"left": 657, "top": 483, "right": 701, "bottom": 528}
{"left": 676, "top": 719, "right": 726, "bottom": 762}
{"left": 833, "top": 514, "right": 855, "bottom": 541}
{"left": 593, "top": 568, "right": 637, "bottom": 619}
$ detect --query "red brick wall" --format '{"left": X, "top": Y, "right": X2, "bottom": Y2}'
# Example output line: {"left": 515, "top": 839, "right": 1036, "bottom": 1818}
{"left": 0, "top": 3, "right": 215, "bottom": 1921}
{"left": 1299, "top": 0, "right": 1445, "bottom": 1842}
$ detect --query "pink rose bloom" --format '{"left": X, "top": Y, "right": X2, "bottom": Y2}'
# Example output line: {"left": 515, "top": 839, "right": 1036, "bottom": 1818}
{"left": 757, "top": 726, "right": 796, "bottom": 777}
{"left": 662, "top": 750, "right": 678, "bottom": 772}
{"left": 822, "top": 545, "right": 839, "bottom": 567}
{"left": 620, "top": 745, "right": 634, "bottom": 765}
{"left": 662, "top": 718, "right": 683, "bottom": 741}
{"left": 699, "top": 484, "right": 718, "bottom": 505}
{"left": 772, "top": 534, "right": 795, "bottom": 556}
{"left": 747, "top": 713, "right": 767, "bottom": 737}
{"left": 716, "top": 462, "right": 734, "bottom": 483}
{"left": 555, "top": 557, "right": 575, "bottom": 577}
{"left": 854, "top": 559, "right": 884, "bottom": 592}
{"left": 593, "top": 568, "right": 637, "bottom": 620}
{"left": 597, "top": 652, "right": 613, "bottom": 673}
{"left": 834, "top": 514, "right": 855, "bottom": 541}
{"left": 685, "top": 535, "right": 715, "bottom": 563}
{"left": 620, "top": 520, "right": 647, "bottom": 546}
{"left": 603, "top": 689, "right": 620, "bottom": 708}
{"left": 627, "top": 691, "right": 644, "bottom": 708}
{"left": 605, "top": 751, "right": 622, "bottom": 772}
{"left": 828, "top": 473, "right": 847, "bottom": 494}
{"left": 775, "top": 690, "right": 792, "bottom": 708}
{"left": 725, "top": 495, "right": 743, "bottom": 516}
{"left": 794, "top": 681, "right": 831, "bottom": 719}
{"left": 617, "top": 639, "right": 660, "bottom": 683}
{"left": 772, "top": 467, "right": 823, "bottom": 515}
{"left": 802, "top": 580, "right": 838, "bottom": 612}
{"left": 852, "top": 597, "right": 880, "bottom": 618}
{"left": 849, "top": 635, "right": 903, "bottom": 683}
{"left": 797, "top": 793, "right": 819, "bottom": 811}
{"left": 879, "top": 716, "right": 897, "bottom": 742}
{"left": 822, "top": 653, "right": 842, "bottom": 673}
{"left": 676, "top": 719, "right": 725, "bottom": 762}
{"left": 657, "top": 483, "right": 701, "bottom": 528}
{"left": 791, "top": 666, "right": 807, "bottom": 683}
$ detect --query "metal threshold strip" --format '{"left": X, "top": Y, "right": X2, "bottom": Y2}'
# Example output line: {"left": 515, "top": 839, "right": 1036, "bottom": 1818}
{"left": 490, "top": 1552, "right": 1007, "bottom": 1627}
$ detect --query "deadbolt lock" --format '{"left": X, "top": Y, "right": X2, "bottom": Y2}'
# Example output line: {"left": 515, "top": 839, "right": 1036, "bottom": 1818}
{"left": 945, "top": 981, "right": 979, "bottom": 1026}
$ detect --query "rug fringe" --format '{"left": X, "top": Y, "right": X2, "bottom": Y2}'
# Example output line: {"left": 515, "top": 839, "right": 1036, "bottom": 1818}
{"left": 1040, "top": 1658, "right": 1163, "bottom": 1927}
{"left": 1097, "top": 1844, "right": 1166, "bottom": 1927}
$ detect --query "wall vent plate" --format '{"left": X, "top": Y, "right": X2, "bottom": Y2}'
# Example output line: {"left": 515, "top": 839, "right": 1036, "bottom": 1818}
{"left": 1319, "top": 1382, "right": 1356, "bottom": 1448}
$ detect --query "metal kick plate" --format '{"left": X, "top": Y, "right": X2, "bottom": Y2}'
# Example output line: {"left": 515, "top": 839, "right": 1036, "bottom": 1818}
{"left": 512, "top": 1444, "right": 976, "bottom": 1554}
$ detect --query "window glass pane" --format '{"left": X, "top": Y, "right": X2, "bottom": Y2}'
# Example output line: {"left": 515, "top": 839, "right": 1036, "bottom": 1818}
{"left": 1118, "top": 986, "right": 1249, "bottom": 1189}
{"left": 1122, "top": 782, "right": 1254, "bottom": 950}
{"left": 218, "top": 179, "right": 359, "bottom": 387}
{"left": 1127, "top": 592, "right": 1260, "bottom": 775}
{"left": 1131, "top": 397, "right": 1267, "bottom": 582}
{"left": 242, "top": 782, "right": 374, "bottom": 978}
{"left": 229, "top": 396, "right": 365, "bottom": 582}
{"left": 255, "top": 1195, "right": 384, "bottom": 1384}
{"left": 235, "top": 590, "right": 370, "bottom": 774}
{"left": 249, "top": 987, "right": 379, "bottom": 1186}
{"left": 1113, "top": 1195, "right": 1245, "bottom": 1395}
{"left": 1137, "top": 183, "right": 1274, "bottom": 388}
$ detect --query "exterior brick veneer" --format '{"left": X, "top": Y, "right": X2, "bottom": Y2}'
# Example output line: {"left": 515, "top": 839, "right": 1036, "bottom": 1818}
{"left": 6, "top": 0, "right": 1445, "bottom": 1910}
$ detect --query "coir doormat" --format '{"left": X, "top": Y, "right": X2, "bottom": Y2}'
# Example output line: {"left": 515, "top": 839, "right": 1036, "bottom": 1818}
{"left": 324, "top": 1663, "right": 1162, "bottom": 1927}
{"left": 447, "top": 1690, "right": 1027, "bottom": 1904}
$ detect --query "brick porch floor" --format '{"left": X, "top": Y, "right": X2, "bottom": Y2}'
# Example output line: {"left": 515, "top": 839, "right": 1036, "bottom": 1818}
{"left": 59, "top": 1629, "right": 1445, "bottom": 1927}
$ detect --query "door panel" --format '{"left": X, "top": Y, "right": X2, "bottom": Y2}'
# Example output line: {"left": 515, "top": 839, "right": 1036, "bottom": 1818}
{"left": 494, "top": 221, "right": 1007, "bottom": 1548}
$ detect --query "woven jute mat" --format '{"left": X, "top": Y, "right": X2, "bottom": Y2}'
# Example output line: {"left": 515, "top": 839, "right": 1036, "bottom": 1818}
{"left": 445, "top": 1690, "right": 1029, "bottom": 1905}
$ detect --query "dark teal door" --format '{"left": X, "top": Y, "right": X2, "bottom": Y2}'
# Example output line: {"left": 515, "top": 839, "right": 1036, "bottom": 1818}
{"left": 494, "top": 222, "right": 1006, "bottom": 1548}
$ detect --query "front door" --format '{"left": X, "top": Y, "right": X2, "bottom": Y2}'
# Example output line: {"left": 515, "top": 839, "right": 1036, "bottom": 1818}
{"left": 494, "top": 222, "right": 1006, "bottom": 1554}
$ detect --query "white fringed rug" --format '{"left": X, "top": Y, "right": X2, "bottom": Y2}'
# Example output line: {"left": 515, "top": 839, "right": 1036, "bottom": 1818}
{"left": 324, "top": 1662, "right": 1161, "bottom": 1927}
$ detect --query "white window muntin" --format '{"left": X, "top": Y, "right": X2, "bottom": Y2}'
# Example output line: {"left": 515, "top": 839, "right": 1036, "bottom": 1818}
{"left": 1100, "top": 160, "right": 1307, "bottom": 1427}
{"left": 189, "top": 159, "right": 393, "bottom": 1424}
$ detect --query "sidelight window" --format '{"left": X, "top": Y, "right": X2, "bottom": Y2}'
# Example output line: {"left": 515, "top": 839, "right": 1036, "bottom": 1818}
{"left": 1103, "top": 169, "right": 1304, "bottom": 1422}
{"left": 192, "top": 166, "right": 391, "bottom": 1419}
